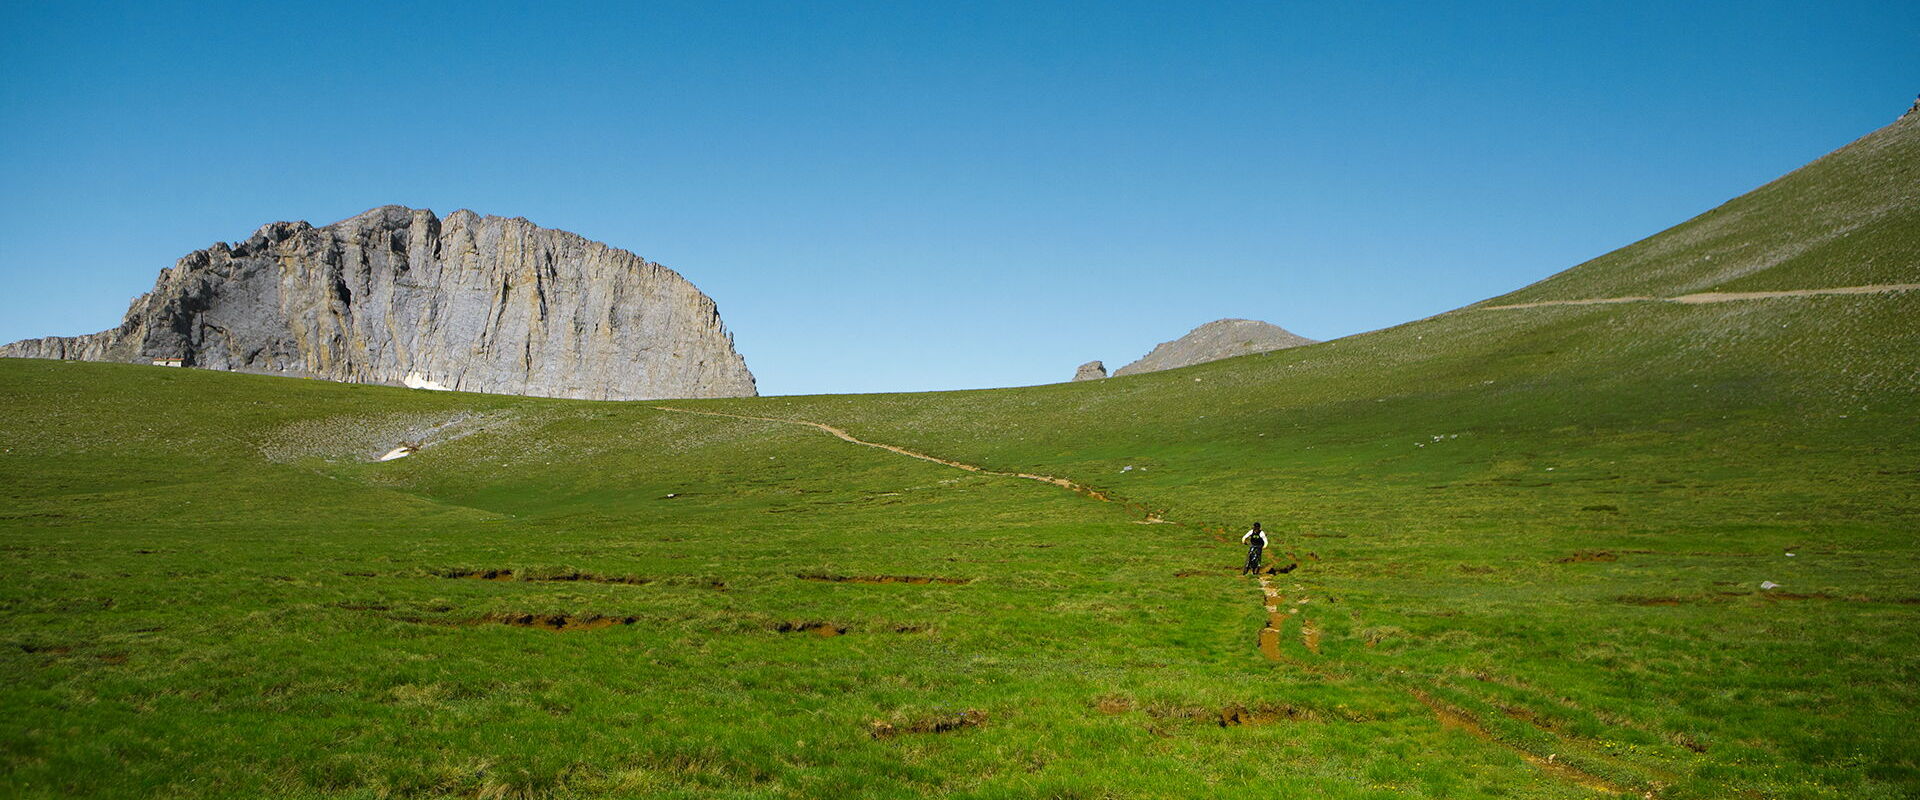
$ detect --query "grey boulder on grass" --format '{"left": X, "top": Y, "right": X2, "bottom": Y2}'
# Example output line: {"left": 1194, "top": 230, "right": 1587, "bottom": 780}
{"left": 1072, "top": 360, "right": 1108, "bottom": 381}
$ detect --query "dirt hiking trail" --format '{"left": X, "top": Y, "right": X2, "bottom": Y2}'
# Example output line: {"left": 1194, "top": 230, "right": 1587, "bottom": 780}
{"left": 1478, "top": 282, "right": 1920, "bottom": 311}
{"left": 652, "top": 404, "right": 1665, "bottom": 796}
{"left": 652, "top": 406, "right": 1165, "bottom": 521}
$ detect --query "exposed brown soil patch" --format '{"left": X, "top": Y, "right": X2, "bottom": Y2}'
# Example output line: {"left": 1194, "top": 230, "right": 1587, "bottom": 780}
{"left": 1095, "top": 696, "right": 1134, "bottom": 714}
{"left": 1258, "top": 626, "right": 1282, "bottom": 661}
{"left": 870, "top": 709, "right": 987, "bottom": 738}
{"left": 1256, "top": 577, "right": 1287, "bottom": 661}
{"left": 441, "top": 569, "right": 650, "bottom": 585}
{"left": 797, "top": 573, "right": 970, "bottom": 585}
{"left": 1302, "top": 619, "right": 1323, "bottom": 654}
{"left": 385, "top": 611, "right": 641, "bottom": 632}
{"left": 534, "top": 572, "right": 651, "bottom": 585}
{"left": 775, "top": 621, "right": 848, "bottom": 637}
{"left": 97, "top": 653, "right": 128, "bottom": 665}
{"left": 1555, "top": 550, "right": 1618, "bottom": 563}
{"left": 1143, "top": 702, "right": 1317, "bottom": 727}
{"left": 1215, "top": 703, "right": 1312, "bottom": 727}
{"left": 445, "top": 568, "right": 516, "bottom": 581}
{"left": 19, "top": 643, "right": 73, "bottom": 654}
{"left": 480, "top": 612, "right": 639, "bottom": 632}
{"left": 1409, "top": 689, "right": 1631, "bottom": 796}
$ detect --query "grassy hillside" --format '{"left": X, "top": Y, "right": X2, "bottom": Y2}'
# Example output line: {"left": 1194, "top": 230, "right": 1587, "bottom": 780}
{"left": 4, "top": 113, "right": 1917, "bottom": 799}
{"left": 1486, "top": 107, "right": 1920, "bottom": 303}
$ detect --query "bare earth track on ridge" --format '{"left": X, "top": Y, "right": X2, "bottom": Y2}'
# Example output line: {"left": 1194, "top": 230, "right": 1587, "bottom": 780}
{"left": 651, "top": 404, "right": 1649, "bottom": 797}
{"left": 1476, "top": 282, "right": 1920, "bottom": 311}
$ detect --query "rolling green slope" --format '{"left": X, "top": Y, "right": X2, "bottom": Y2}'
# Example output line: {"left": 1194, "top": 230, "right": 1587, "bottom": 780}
{"left": 1489, "top": 105, "right": 1920, "bottom": 302}
{"left": 3, "top": 111, "right": 1917, "bottom": 799}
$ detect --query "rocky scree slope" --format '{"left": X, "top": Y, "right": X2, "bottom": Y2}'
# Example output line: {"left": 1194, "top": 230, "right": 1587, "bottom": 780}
{"left": 1109, "top": 318, "right": 1315, "bottom": 377}
{"left": 1, "top": 206, "right": 756, "bottom": 400}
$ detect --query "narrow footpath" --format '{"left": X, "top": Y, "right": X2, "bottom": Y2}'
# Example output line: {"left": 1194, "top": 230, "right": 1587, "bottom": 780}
{"left": 651, "top": 403, "right": 1655, "bottom": 797}
{"left": 652, "top": 405, "right": 1164, "bottom": 520}
{"left": 1476, "top": 282, "right": 1920, "bottom": 311}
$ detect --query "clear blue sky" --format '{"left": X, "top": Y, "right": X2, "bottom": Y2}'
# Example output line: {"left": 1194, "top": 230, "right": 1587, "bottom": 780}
{"left": 2, "top": 1, "right": 1914, "bottom": 396}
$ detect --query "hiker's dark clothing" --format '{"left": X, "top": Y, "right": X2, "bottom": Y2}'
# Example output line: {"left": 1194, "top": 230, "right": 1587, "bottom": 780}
{"left": 1241, "top": 529, "right": 1267, "bottom": 574}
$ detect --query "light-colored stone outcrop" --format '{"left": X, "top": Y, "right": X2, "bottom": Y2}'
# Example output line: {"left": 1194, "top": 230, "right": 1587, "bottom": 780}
{"left": 1, "top": 206, "right": 756, "bottom": 400}
{"left": 1110, "top": 319, "right": 1314, "bottom": 377}
{"left": 1072, "top": 360, "right": 1107, "bottom": 381}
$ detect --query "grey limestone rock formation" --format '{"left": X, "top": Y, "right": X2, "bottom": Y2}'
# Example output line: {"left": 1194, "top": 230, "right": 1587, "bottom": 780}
{"left": 1, "top": 206, "right": 756, "bottom": 400}
{"left": 1072, "top": 360, "right": 1107, "bottom": 381}
{"left": 1110, "top": 318, "right": 1314, "bottom": 377}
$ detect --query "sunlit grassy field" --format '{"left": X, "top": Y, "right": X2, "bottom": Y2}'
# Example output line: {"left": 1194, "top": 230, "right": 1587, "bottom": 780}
{"left": 4, "top": 104, "right": 1917, "bottom": 800}
{"left": 2, "top": 360, "right": 1587, "bottom": 799}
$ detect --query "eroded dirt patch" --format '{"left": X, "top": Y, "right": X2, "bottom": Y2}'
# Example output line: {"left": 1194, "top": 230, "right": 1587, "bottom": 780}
{"left": 1555, "top": 550, "right": 1619, "bottom": 564}
{"left": 441, "top": 569, "right": 651, "bottom": 585}
{"left": 775, "top": 621, "right": 849, "bottom": 637}
{"left": 533, "top": 572, "right": 652, "bottom": 585}
{"left": 1410, "top": 689, "right": 1630, "bottom": 795}
{"left": 390, "top": 611, "right": 640, "bottom": 632}
{"left": 1141, "top": 702, "right": 1319, "bottom": 728}
{"left": 478, "top": 613, "right": 639, "bottom": 632}
{"left": 444, "top": 568, "right": 516, "bottom": 581}
{"left": 796, "top": 573, "right": 970, "bottom": 585}
{"left": 869, "top": 709, "right": 988, "bottom": 739}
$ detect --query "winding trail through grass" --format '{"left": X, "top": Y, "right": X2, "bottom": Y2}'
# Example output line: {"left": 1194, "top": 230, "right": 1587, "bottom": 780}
{"left": 1478, "top": 282, "right": 1920, "bottom": 311}
{"left": 652, "top": 403, "right": 1658, "bottom": 797}
{"left": 652, "top": 405, "right": 1164, "bottom": 520}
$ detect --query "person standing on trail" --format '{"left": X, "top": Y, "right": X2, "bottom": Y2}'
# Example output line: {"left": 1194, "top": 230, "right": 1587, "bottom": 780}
{"left": 1241, "top": 522, "right": 1268, "bottom": 575}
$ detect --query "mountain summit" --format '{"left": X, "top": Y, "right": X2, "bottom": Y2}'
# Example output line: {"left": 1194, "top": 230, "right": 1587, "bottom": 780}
{"left": 1109, "top": 318, "right": 1315, "bottom": 377}
{"left": 0, "top": 206, "right": 756, "bottom": 400}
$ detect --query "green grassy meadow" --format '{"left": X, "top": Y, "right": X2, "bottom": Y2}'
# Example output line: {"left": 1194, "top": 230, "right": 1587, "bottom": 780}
{"left": 3, "top": 116, "right": 1918, "bottom": 798}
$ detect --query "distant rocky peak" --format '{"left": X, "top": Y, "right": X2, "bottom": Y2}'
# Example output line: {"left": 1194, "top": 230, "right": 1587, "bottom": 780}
{"left": 1107, "top": 318, "right": 1315, "bottom": 378}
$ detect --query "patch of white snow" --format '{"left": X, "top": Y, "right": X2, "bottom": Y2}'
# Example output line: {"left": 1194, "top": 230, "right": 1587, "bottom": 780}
{"left": 402, "top": 372, "right": 453, "bottom": 391}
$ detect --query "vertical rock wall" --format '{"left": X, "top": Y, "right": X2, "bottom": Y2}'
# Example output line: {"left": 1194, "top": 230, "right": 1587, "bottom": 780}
{"left": 0, "top": 206, "right": 757, "bottom": 400}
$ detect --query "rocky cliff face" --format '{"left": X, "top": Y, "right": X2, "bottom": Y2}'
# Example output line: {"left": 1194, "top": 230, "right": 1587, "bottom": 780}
{"left": 1, "top": 206, "right": 756, "bottom": 400}
{"left": 1110, "top": 319, "right": 1314, "bottom": 377}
